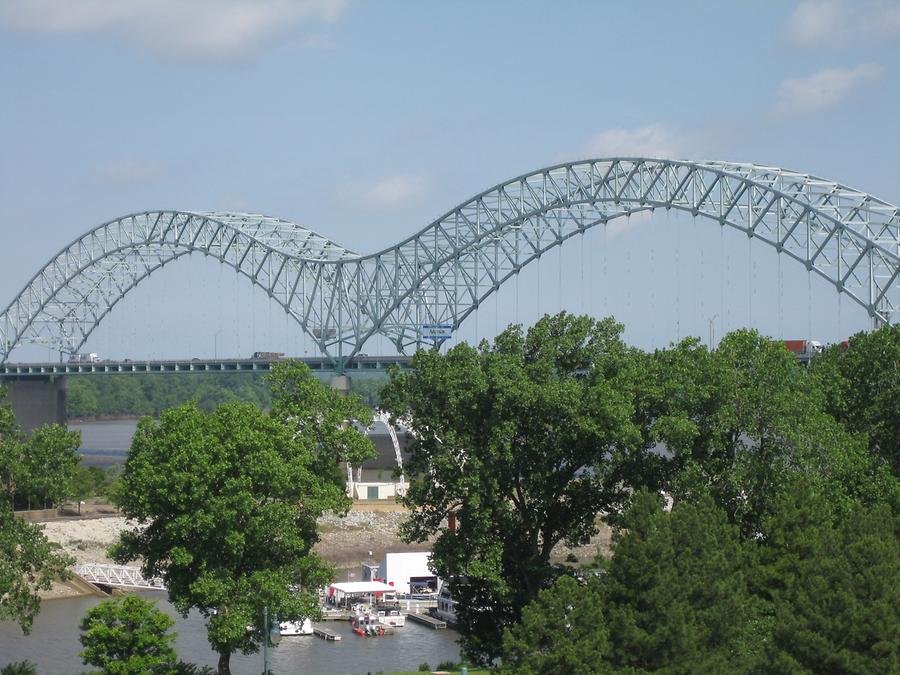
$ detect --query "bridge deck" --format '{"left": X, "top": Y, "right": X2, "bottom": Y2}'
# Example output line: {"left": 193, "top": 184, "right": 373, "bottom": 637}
{"left": 0, "top": 356, "right": 411, "bottom": 377}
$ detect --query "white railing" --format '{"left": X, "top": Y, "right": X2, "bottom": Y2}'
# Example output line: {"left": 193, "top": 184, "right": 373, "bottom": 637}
{"left": 74, "top": 563, "right": 165, "bottom": 590}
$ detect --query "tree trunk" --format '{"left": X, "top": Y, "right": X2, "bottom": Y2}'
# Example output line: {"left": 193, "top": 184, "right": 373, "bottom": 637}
{"left": 217, "top": 651, "right": 231, "bottom": 675}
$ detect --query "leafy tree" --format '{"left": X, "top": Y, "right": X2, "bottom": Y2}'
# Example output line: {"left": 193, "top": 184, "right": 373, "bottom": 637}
{"left": 382, "top": 313, "right": 642, "bottom": 663}
{"left": 0, "top": 389, "right": 74, "bottom": 633}
{"left": 79, "top": 595, "right": 177, "bottom": 675}
{"left": 0, "top": 387, "right": 81, "bottom": 510}
{"left": 500, "top": 575, "right": 611, "bottom": 675}
{"left": 0, "top": 390, "right": 24, "bottom": 510}
{"left": 813, "top": 324, "right": 900, "bottom": 474}
{"left": 757, "top": 480, "right": 900, "bottom": 674}
{"left": 0, "top": 503, "right": 73, "bottom": 633}
{"left": 112, "top": 362, "right": 374, "bottom": 675}
{"left": 500, "top": 492, "right": 763, "bottom": 674}
{"left": 0, "top": 662, "right": 37, "bottom": 675}
{"left": 21, "top": 424, "right": 80, "bottom": 509}
{"left": 602, "top": 491, "right": 762, "bottom": 673}
{"left": 645, "top": 331, "right": 896, "bottom": 535}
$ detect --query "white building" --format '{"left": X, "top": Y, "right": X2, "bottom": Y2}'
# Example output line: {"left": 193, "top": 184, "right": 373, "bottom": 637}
{"left": 379, "top": 551, "right": 439, "bottom": 595}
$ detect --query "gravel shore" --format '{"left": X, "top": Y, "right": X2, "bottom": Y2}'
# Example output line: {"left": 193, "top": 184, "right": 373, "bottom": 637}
{"left": 38, "top": 506, "right": 611, "bottom": 599}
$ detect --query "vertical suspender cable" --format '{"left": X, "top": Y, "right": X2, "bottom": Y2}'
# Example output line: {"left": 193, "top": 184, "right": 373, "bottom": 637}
{"left": 720, "top": 225, "right": 725, "bottom": 339}
{"left": 748, "top": 236, "right": 753, "bottom": 328}
{"left": 837, "top": 292, "right": 842, "bottom": 343}
{"left": 676, "top": 215, "right": 682, "bottom": 341}
{"left": 807, "top": 270, "right": 813, "bottom": 345}
{"left": 558, "top": 242, "right": 562, "bottom": 314}
{"left": 515, "top": 267, "right": 519, "bottom": 325}
{"left": 580, "top": 230, "right": 585, "bottom": 315}
{"left": 778, "top": 252, "right": 783, "bottom": 339}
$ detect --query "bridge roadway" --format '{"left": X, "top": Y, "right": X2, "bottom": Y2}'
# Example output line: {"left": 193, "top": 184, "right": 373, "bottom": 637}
{"left": 0, "top": 355, "right": 412, "bottom": 378}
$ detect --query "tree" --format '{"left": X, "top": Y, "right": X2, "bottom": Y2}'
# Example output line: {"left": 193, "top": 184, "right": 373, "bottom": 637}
{"left": 601, "top": 491, "right": 762, "bottom": 673}
{"left": 79, "top": 595, "right": 177, "bottom": 675}
{"left": 500, "top": 492, "right": 763, "bottom": 674}
{"left": 0, "top": 387, "right": 81, "bottom": 511}
{"left": 21, "top": 424, "right": 80, "bottom": 509}
{"left": 112, "top": 362, "right": 374, "bottom": 675}
{"left": 0, "top": 388, "right": 73, "bottom": 634}
{"left": 813, "top": 324, "right": 900, "bottom": 474}
{"left": 0, "top": 387, "right": 24, "bottom": 508}
{"left": 500, "top": 575, "right": 611, "bottom": 675}
{"left": 645, "top": 331, "right": 897, "bottom": 536}
{"left": 0, "top": 503, "right": 72, "bottom": 634}
{"left": 381, "top": 313, "right": 643, "bottom": 663}
{"left": 758, "top": 480, "right": 900, "bottom": 674}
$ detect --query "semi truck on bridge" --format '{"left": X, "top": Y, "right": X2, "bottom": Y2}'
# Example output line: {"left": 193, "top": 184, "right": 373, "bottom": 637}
{"left": 782, "top": 340, "right": 824, "bottom": 357}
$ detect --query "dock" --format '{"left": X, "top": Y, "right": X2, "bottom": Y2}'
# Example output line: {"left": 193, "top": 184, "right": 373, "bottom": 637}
{"left": 405, "top": 612, "right": 446, "bottom": 629}
{"left": 312, "top": 625, "right": 342, "bottom": 641}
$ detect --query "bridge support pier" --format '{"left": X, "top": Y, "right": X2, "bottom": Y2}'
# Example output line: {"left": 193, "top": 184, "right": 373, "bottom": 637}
{"left": 1, "top": 375, "right": 68, "bottom": 434}
{"left": 330, "top": 374, "right": 351, "bottom": 396}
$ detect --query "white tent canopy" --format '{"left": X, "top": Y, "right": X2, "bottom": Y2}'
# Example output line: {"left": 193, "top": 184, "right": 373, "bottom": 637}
{"left": 329, "top": 581, "right": 396, "bottom": 594}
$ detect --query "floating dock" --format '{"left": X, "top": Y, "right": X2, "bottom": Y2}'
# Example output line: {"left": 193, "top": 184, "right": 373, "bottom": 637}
{"left": 406, "top": 612, "right": 446, "bottom": 629}
{"left": 313, "top": 625, "right": 342, "bottom": 641}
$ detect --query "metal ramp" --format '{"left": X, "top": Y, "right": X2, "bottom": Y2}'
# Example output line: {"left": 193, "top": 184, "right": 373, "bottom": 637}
{"left": 74, "top": 563, "right": 166, "bottom": 590}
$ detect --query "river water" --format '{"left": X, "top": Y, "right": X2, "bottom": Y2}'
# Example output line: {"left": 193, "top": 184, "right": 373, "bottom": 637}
{"left": 0, "top": 421, "right": 463, "bottom": 673}
{"left": 68, "top": 419, "right": 139, "bottom": 466}
{"left": 0, "top": 591, "right": 461, "bottom": 674}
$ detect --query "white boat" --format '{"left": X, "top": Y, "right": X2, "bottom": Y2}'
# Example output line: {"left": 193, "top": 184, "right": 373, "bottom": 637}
{"left": 432, "top": 585, "right": 458, "bottom": 625}
{"left": 279, "top": 618, "right": 313, "bottom": 636}
{"left": 376, "top": 608, "right": 405, "bottom": 627}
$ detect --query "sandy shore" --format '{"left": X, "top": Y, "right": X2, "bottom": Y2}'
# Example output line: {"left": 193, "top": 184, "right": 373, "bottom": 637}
{"left": 39, "top": 507, "right": 611, "bottom": 599}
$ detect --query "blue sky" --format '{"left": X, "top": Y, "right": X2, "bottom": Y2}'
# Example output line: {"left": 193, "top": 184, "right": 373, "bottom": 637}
{"left": 1, "top": 0, "right": 899, "bottom": 360}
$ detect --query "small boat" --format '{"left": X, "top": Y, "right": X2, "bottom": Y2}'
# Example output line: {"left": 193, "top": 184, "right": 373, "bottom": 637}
{"left": 376, "top": 608, "right": 406, "bottom": 627}
{"left": 432, "top": 585, "right": 458, "bottom": 626}
{"left": 351, "top": 612, "right": 389, "bottom": 637}
{"left": 279, "top": 618, "right": 313, "bottom": 636}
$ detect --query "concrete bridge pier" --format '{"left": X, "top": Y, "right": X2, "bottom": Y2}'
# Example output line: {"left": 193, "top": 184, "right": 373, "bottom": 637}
{"left": 1, "top": 375, "right": 68, "bottom": 434}
{"left": 330, "top": 374, "right": 351, "bottom": 396}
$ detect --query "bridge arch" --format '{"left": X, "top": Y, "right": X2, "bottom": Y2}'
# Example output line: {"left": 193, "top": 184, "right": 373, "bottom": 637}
{"left": 0, "top": 210, "right": 358, "bottom": 361}
{"left": 1, "top": 159, "right": 897, "bottom": 364}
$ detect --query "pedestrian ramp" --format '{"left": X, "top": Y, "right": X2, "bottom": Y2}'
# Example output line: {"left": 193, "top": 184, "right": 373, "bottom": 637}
{"left": 74, "top": 563, "right": 166, "bottom": 590}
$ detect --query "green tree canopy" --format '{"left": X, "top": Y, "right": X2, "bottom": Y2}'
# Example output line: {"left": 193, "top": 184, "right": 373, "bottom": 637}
{"left": 500, "top": 574, "right": 611, "bottom": 675}
{"left": 644, "top": 330, "right": 896, "bottom": 535}
{"left": 812, "top": 324, "right": 900, "bottom": 474}
{"left": 112, "top": 361, "right": 374, "bottom": 675}
{"left": 0, "top": 504, "right": 72, "bottom": 634}
{"left": 758, "top": 479, "right": 900, "bottom": 674}
{"left": 79, "top": 595, "right": 177, "bottom": 675}
{"left": 0, "top": 388, "right": 74, "bottom": 633}
{"left": 382, "top": 312, "right": 643, "bottom": 663}
{"left": 500, "top": 491, "right": 762, "bottom": 674}
{"left": 21, "top": 424, "right": 80, "bottom": 509}
{"left": 601, "top": 491, "right": 761, "bottom": 673}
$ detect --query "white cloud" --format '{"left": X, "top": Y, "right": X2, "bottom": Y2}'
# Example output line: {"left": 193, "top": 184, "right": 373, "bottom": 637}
{"left": 0, "top": 0, "right": 347, "bottom": 59}
{"left": 772, "top": 63, "right": 883, "bottom": 117}
{"left": 784, "top": 0, "right": 900, "bottom": 47}
{"left": 583, "top": 124, "right": 691, "bottom": 159}
{"left": 362, "top": 174, "right": 429, "bottom": 208}
{"left": 92, "top": 160, "right": 165, "bottom": 188}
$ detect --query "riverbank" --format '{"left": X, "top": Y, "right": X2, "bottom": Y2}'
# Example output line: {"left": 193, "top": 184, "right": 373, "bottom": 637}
{"left": 39, "top": 506, "right": 612, "bottom": 599}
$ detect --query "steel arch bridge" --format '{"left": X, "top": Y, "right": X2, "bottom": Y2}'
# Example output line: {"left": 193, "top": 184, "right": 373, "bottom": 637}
{"left": 2, "top": 158, "right": 898, "bottom": 365}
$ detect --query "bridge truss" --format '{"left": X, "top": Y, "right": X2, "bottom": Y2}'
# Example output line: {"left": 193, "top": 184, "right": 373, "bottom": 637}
{"left": 2, "top": 159, "right": 898, "bottom": 364}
